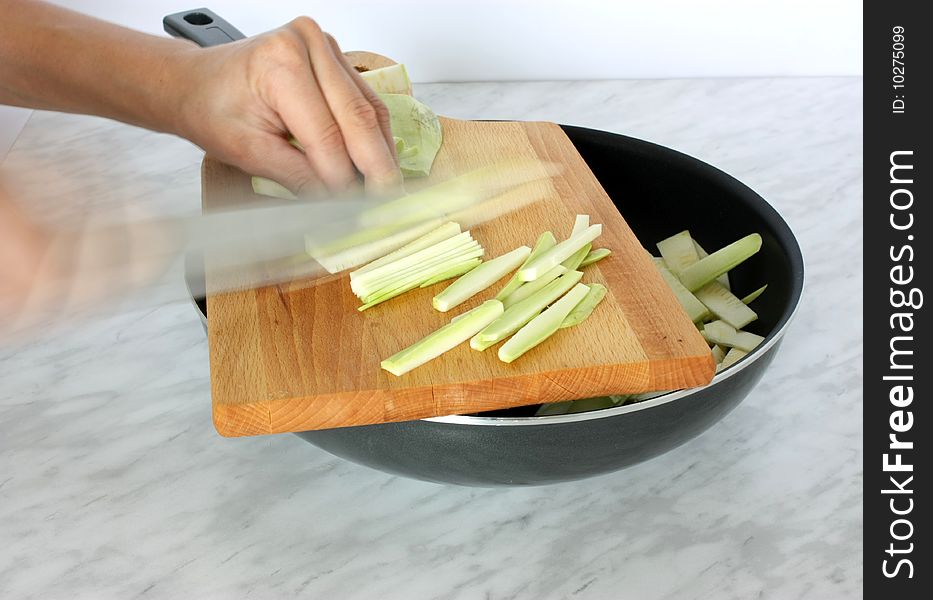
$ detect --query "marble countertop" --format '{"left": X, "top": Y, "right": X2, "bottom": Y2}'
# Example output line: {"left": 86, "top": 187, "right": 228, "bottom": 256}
{"left": 0, "top": 78, "right": 862, "bottom": 599}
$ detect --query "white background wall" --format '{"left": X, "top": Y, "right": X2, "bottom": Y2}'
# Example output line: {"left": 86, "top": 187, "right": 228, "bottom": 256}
{"left": 2, "top": 0, "right": 862, "bottom": 158}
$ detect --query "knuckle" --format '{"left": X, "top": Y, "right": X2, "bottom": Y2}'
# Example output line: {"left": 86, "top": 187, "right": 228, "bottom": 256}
{"left": 344, "top": 96, "right": 380, "bottom": 130}
{"left": 289, "top": 16, "right": 322, "bottom": 38}
{"left": 317, "top": 121, "right": 346, "bottom": 153}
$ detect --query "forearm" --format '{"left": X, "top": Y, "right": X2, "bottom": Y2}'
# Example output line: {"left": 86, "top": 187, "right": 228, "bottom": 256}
{"left": 0, "top": 0, "right": 193, "bottom": 134}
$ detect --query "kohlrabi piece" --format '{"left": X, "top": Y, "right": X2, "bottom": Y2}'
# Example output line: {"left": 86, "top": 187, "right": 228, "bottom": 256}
{"left": 678, "top": 234, "right": 762, "bottom": 291}
{"left": 652, "top": 258, "right": 710, "bottom": 323}
{"left": 360, "top": 63, "right": 412, "bottom": 95}
{"left": 718, "top": 347, "right": 748, "bottom": 371}
{"left": 534, "top": 401, "right": 574, "bottom": 416}
{"left": 560, "top": 283, "right": 607, "bottom": 329}
{"left": 518, "top": 224, "right": 602, "bottom": 282}
{"left": 693, "top": 239, "right": 730, "bottom": 290}
{"left": 571, "top": 214, "right": 590, "bottom": 237}
{"left": 694, "top": 281, "right": 758, "bottom": 329}
{"left": 565, "top": 396, "right": 617, "bottom": 414}
{"left": 711, "top": 344, "right": 726, "bottom": 364}
{"left": 627, "top": 390, "right": 673, "bottom": 402}
{"left": 352, "top": 240, "right": 481, "bottom": 296}
{"left": 379, "top": 93, "right": 442, "bottom": 178}
{"left": 351, "top": 231, "right": 474, "bottom": 289}
{"left": 359, "top": 245, "right": 484, "bottom": 303}
{"left": 251, "top": 176, "right": 296, "bottom": 200}
{"left": 419, "top": 258, "right": 482, "bottom": 287}
{"left": 381, "top": 299, "right": 504, "bottom": 376}
{"left": 433, "top": 246, "right": 531, "bottom": 312}
{"left": 311, "top": 219, "right": 444, "bottom": 274}
{"left": 701, "top": 320, "right": 765, "bottom": 353}
{"left": 352, "top": 222, "right": 461, "bottom": 275}
{"left": 560, "top": 242, "right": 592, "bottom": 271}
{"left": 656, "top": 230, "right": 699, "bottom": 275}
{"left": 502, "top": 265, "right": 567, "bottom": 309}
{"left": 498, "top": 283, "right": 590, "bottom": 363}
{"left": 495, "top": 231, "right": 556, "bottom": 301}
{"left": 741, "top": 284, "right": 768, "bottom": 305}
{"left": 579, "top": 248, "right": 611, "bottom": 268}
{"left": 471, "top": 271, "right": 583, "bottom": 350}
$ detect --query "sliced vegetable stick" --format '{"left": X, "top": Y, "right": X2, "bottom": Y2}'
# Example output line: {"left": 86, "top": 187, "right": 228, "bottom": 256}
{"left": 560, "top": 283, "right": 607, "bottom": 328}
{"left": 495, "top": 231, "right": 557, "bottom": 301}
{"left": 433, "top": 246, "right": 531, "bottom": 312}
{"left": 498, "top": 283, "right": 590, "bottom": 363}
{"left": 471, "top": 271, "right": 584, "bottom": 350}
{"left": 353, "top": 241, "right": 481, "bottom": 295}
{"left": 358, "top": 245, "right": 484, "bottom": 301}
{"left": 353, "top": 222, "right": 461, "bottom": 275}
{"left": 653, "top": 258, "right": 710, "bottom": 323}
{"left": 351, "top": 231, "right": 474, "bottom": 285}
{"left": 678, "top": 234, "right": 762, "bottom": 291}
{"left": 701, "top": 320, "right": 765, "bottom": 352}
{"left": 381, "top": 300, "right": 504, "bottom": 375}
{"left": 711, "top": 344, "right": 726, "bottom": 364}
{"left": 693, "top": 239, "right": 730, "bottom": 290}
{"left": 535, "top": 401, "right": 574, "bottom": 416}
{"left": 741, "top": 284, "right": 768, "bottom": 305}
{"left": 694, "top": 280, "right": 758, "bottom": 329}
{"left": 560, "top": 242, "right": 592, "bottom": 271}
{"left": 571, "top": 214, "right": 590, "bottom": 237}
{"left": 565, "top": 396, "right": 616, "bottom": 413}
{"left": 518, "top": 224, "right": 602, "bottom": 282}
{"left": 656, "top": 230, "right": 699, "bottom": 275}
{"left": 502, "top": 265, "right": 568, "bottom": 309}
{"left": 419, "top": 258, "right": 482, "bottom": 288}
{"left": 580, "top": 248, "right": 611, "bottom": 268}
{"left": 718, "top": 347, "right": 748, "bottom": 371}
{"left": 312, "top": 219, "right": 444, "bottom": 274}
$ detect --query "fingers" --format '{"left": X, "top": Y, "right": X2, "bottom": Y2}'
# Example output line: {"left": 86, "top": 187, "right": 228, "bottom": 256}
{"left": 290, "top": 19, "right": 402, "bottom": 195}
{"left": 247, "top": 135, "right": 324, "bottom": 196}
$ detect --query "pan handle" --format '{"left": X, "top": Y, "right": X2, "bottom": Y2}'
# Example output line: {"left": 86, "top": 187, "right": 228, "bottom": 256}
{"left": 163, "top": 8, "right": 244, "bottom": 47}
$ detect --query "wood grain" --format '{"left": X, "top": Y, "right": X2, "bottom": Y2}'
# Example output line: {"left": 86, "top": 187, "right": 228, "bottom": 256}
{"left": 204, "top": 118, "right": 714, "bottom": 436}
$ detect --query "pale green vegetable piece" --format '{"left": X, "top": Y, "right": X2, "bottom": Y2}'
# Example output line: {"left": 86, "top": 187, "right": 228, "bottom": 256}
{"left": 311, "top": 219, "right": 444, "bottom": 274}
{"left": 379, "top": 93, "right": 443, "bottom": 178}
{"left": 519, "top": 224, "right": 602, "bottom": 282}
{"left": 656, "top": 230, "right": 699, "bottom": 275}
{"left": 251, "top": 176, "right": 296, "bottom": 200}
{"left": 627, "top": 390, "right": 673, "bottom": 402}
{"left": 353, "top": 222, "right": 461, "bottom": 275}
{"left": 694, "top": 281, "right": 758, "bottom": 329}
{"left": 535, "top": 401, "right": 574, "bottom": 416}
{"left": 381, "top": 300, "right": 504, "bottom": 375}
{"left": 560, "top": 283, "right": 607, "bottom": 329}
{"left": 502, "top": 265, "right": 567, "bottom": 309}
{"left": 653, "top": 258, "right": 710, "bottom": 323}
{"left": 359, "top": 246, "right": 484, "bottom": 304}
{"left": 741, "top": 284, "right": 768, "bottom": 305}
{"left": 580, "top": 248, "right": 611, "bottom": 268}
{"left": 433, "top": 246, "right": 531, "bottom": 312}
{"left": 693, "top": 239, "right": 730, "bottom": 290}
{"left": 711, "top": 344, "right": 726, "bottom": 364}
{"left": 678, "top": 234, "right": 762, "bottom": 291}
{"left": 353, "top": 241, "right": 482, "bottom": 297}
{"left": 571, "top": 214, "right": 590, "bottom": 237}
{"left": 351, "top": 231, "right": 474, "bottom": 290}
{"left": 560, "top": 242, "right": 592, "bottom": 271}
{"left": 419, "top": 258, "right": 482, "bottom": 288}
{"left": 565, "top": 396, "right": 616, "bottom": 413}
{"left": 495, "top": 232, "right": 557, "bottom": 301}
{"left": 701, "top": 320, "right": 765, "bottom": 353}
{"left": 498, "top": 283, "right": 590, "bottom": 363}
{"left": 394, "top": 137, "right": 418, "bottom": 159}
{"left": 360, "top": 63, "right": 412, "bottom": 95}
{"left": 358, "top": 280, "right": 424, "bottom": 311}
{"left": 718, "top": 347, "right": 748, "bottom": 370}
{"left": 471, "top": 271, "right": 583, "bottom": 350}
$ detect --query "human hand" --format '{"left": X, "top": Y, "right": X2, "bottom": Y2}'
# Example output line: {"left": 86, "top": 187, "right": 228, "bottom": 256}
{"left": 164, "top": 18, "right": 402, "bottom": 196}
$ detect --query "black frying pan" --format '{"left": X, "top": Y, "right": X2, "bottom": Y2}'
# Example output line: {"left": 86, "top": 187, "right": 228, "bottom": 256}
{"left": 167, "top": 9, "right": 804, "bottom": 486}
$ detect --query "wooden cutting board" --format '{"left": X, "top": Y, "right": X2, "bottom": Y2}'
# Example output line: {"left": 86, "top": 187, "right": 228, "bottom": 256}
{"left": 203, "top": 118, "right": 715, "bottom": 436}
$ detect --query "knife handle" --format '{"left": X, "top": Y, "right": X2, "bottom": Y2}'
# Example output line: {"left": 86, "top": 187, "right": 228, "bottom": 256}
{"left": 163, "top": 8, "right": 244, "bottom": 48}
